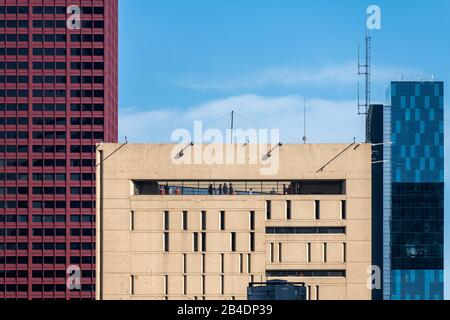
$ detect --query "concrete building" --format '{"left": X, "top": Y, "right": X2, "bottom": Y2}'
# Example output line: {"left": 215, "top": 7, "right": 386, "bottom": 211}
{"left": 96, "top": 143, "right": 372, "bottom": 300}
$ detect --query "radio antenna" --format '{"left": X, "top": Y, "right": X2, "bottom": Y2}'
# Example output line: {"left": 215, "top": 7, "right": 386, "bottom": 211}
{"left": 230, "top": 110, "right": 234, "bottom": 144}
{"left": 358, "top": 30, "right": 372, "bottom": 116}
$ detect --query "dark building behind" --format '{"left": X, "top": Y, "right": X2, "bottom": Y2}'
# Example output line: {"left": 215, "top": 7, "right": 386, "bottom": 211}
{"left": 367, "top": 104, "right": 384, "bottom": 300}
{"left": 0, "top": 1, "right": 118, "bottom": 299}
{"left": 369, "top": 81, "right": 444, "bottom": 300}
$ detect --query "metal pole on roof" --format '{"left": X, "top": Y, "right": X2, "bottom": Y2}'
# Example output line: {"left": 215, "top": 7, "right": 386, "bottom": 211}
{"left": 230, "top": 110, "right": 234, "bottom": 144}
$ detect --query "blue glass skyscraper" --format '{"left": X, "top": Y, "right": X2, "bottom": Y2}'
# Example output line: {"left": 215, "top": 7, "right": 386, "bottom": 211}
{"left": 369, "top": 81, "right": 444, "bottom": 300}
{"left": 389, "top": 81, "right": 444, "bottom": 300}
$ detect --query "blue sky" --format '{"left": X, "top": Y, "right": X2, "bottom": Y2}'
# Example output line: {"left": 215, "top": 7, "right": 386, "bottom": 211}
{"left": 118, "top": 0, "right": 450, "bottom": 298}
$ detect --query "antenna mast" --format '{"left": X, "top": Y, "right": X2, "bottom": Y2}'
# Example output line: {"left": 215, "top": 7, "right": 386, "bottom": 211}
{"left": 358, "top": 31, "right": 372, "bottom": 115}
{"left": 230, "top": 110, "right": 234, "bottom": 144}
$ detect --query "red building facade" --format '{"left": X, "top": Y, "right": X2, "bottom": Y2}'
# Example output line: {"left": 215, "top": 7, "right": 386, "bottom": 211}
{"left": 0, "top": 0, "right": 118, "bottom": 299}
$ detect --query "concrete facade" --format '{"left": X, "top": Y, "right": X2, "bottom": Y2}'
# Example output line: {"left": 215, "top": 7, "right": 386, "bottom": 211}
{"left": 96, "top": 144, "right": 372, "bottom": 300}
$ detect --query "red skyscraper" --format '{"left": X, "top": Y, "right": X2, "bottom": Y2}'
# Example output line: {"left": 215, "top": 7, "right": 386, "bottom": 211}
{"left": 0, "top": 0, "right": 118, "bottom": 299}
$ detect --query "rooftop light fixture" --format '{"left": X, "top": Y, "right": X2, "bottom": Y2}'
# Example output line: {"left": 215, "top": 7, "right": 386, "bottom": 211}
{"left": 175, "top": 142, "right": 194, "bottom": 159}
{"left": 262, "top": 143, "right": 283, "bottom": 161}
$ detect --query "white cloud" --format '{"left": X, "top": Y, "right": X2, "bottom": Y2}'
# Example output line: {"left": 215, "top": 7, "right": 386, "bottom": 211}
{"left": 119, "top": 94, "right": 365, "bottom": 144}
{"left": 177, "top": 62, "right": 422, "bottom": 91}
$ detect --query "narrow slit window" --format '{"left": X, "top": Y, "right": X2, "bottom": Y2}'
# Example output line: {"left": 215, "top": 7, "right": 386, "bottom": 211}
{"left": 164, "top": 275, "right": 168, "bottom": 296}
{"left": 193, "top": 233, "right": 199, "bottom": 252}
{"left": 250, "top": 211, "right": 255, "bottom": 231}
{"left": 270, "top": 243, "right": 274, "bottom": 263}
{"left": 250, "top": 233, "right": 255, "bottom": 252}
{"left": 130, "top": 211, "right": 135, "bottom": 231}
{"left": 315, "top": 201, "right": 320, "bottom": 220}
{"left": 239, "top": 254, "right": 244, "bottom": 274}
{"left": 130, "top": 275, "right": 135, "bottom": 295}
{"left": 266, "top": 201, "right": 272, "bottom": 220}
{"left": 201, "top": 232, "right": 206, "bottom": 252}
{"left": 220, "top": 254, "right": 225, "bottom": 274}
{"left": 231, "top": 232, "right": 236, "bottom": 252}
{"left": 163, "top": 233, "right": 169, "bottom": 252}
{"left": 278, "top": 243, "right": 282, "bottom": 262}
{"left": 247, "top": 254, "right": 252, "bottom": 273}
{"left": 307, "top": 243, "right": 311, "bottom": 263}
{"left": 183, "top": 254, "right": 187, "bottom": 274}
{"left": 182, "top": 211, "right": 188, "bottom": 231}
{"left": 164, "top": 211, "right": 169, "bottom": 231}
{"left": 202, "top": 275, "right": 206, "bottom": 295}
{"left": 323, "top": 243, "right": 327, "bottom": 263}
{"left": 343, "top": 243, "right": 347, "bottom": 263}
{"left": 286, "top": 201, "right": 292, "bottom": 220}
{"left": 341, "top": 200, "right": 347, "bottom": 220}
{"left": 202, "top": 254, "right": 206, "bottom": 273}
{"left": 201, "top": 211, "right": 207, "bottom": 230}
{"left": 220, "top": 211, "right": 226, "bottom": 231}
